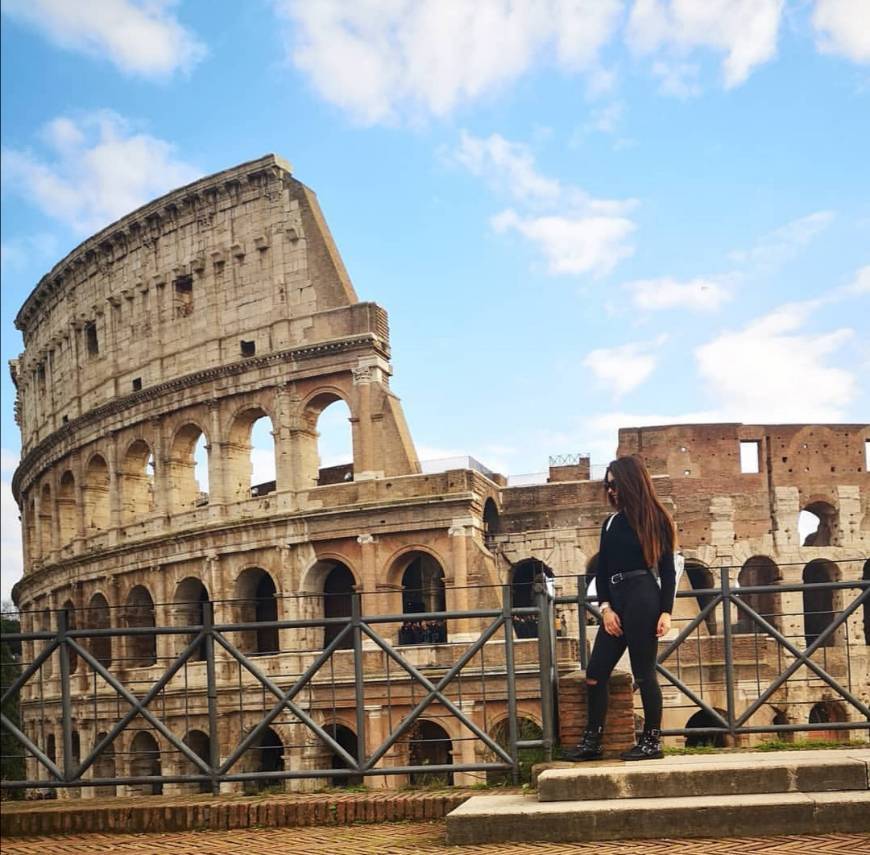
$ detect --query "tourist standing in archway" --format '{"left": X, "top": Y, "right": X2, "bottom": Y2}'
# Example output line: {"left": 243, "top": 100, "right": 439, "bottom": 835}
{"left": 566, "top": 455, "right": 676, "bottom": 762}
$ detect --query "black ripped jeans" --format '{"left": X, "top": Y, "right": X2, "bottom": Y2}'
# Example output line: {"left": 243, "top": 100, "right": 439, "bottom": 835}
{"left": 586, "top": 572, "right": 662, "bottom": 732}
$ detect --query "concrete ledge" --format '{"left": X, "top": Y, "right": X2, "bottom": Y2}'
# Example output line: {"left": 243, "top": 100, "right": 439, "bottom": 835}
{"left": 537, "top": 748, "right": 870, "bottom": 802}
{"left": 445, "top": 790, "right": 870, "bottom": 845}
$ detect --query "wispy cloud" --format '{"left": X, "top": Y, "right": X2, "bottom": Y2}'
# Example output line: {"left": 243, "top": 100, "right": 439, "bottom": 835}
{"left": 623, "top": 275, "right": 732, "bottom": 312}
{"left": 582, "top": 335, "right": 668, "bottom": 398}
{"left": 812, "top": 0, "right": 870, "bottom": 64}
{"left": 729, "top": 210, "right": 835, "bottom": 272}
{"left": 2, "top": 111, "right": 201, "bottom": 234}
{"left": 1, "top": 0, "right": 206, "bottom": 79}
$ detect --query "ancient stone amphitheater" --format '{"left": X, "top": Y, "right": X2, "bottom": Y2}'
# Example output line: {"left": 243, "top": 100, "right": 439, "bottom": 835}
{"left": 9, "top": 154, "right": 870, "bottom": 796}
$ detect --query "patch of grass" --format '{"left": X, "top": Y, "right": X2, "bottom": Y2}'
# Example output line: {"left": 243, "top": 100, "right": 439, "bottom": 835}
{"left": 663, "top": 745, "right": 719, "bottom": 755}
{"left": 664, "top": 738, "right": 870, "bottom": 756}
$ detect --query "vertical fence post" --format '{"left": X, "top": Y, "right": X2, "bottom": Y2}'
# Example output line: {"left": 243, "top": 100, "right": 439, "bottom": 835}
{"left": 352, "top": 593, "right": 367, "bottom": 771}
{"left": 57, "top": 608, "right": 73, "bottom": 782}
{"left": 720, "top": 566, "right": 737, "bottom": 743}
{"left": 577, "top": 575, "right": 589, "bottom": 669}
{"left": 203, "top": 601, "right": 220, "bottom": 795}
{"left": 502, "top": 584, "right": 520, "bottom": 785}
{"left": 535, "top": 579, "right": 555, "bottom": 760}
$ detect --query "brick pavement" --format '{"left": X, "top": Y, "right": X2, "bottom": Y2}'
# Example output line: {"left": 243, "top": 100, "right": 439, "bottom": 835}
{"left": 1, "top": 823, "right": 869, "bottom": 854}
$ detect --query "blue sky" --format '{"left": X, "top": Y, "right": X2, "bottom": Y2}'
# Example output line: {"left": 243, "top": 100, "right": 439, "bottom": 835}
{"left": 1, "top": 1, "right": 869, "bottom": 599}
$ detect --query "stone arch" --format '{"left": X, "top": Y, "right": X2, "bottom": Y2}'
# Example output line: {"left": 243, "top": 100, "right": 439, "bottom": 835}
{"left": 243, "top": 726, "right": 285, "bottom": 794}
{"left": 685, "top": 709, "right": 727, "bottom": 748}
{"left": 800, "top": 499, "right": 839, "bottom": 547}
{"left": 385, "top": 544, "right": 449, "bottom": 589}
{"left": 57, "top": 470, "right": 77, "bottom": 546}
{"left": 803, "top": 559, "right": 842, "bottom": 648}
{"left": 686, "top": 560, "right": 717, "bottom": 634}
{"left": 173, "top": 577, "right": 210, "bottom": 661}
{"left": 323, "top": 562, "right": 356, "bottom": 650}
{"left": 129, "top": 731, "right": 162, "bottom": 795}
{"left": 483, "top": 498, "right": 500, "bottom": 539}
{"left": 39, "top": 482, "right": 54, "bottom": 555}
{"left": 168, "top": 422, "right": 210, "bottom": 512}
{"left": 226, "top": 406, "right": 277, "bottom": 500}
{"left": 86, "top": 592, "right": 112, "bottom": 668}
{"left": 312, "top": 394, "right": 354, "bottom": 485}
{"left": 182, "top": 729, "right": 212, "bottom": 793}
{"left": 300, "top": 389, "right": 354, "bottom": 488}
{"left": 509, "top": 559, "right": 553, "bottom": 639}
{"left": 809, "top": 700, "right": 848, "bottom": 743}
{"left": 61, "top": 599, "right": 78, "bottom": 674}
{"left": 234, "top": 567, "right": 279, "bottom": 654}
{"left": 736, "top": 556, "right": 781, "bottom": 633}
{"left": 120, "top": 439, "right": 155, "bottom": 523}
{"left": 397, "top": 551, "right": 447, "bottom": 645}
{"left": 408, "top": 719, "right": 453, "bottom": 786}
{"left": 124, "top": 585, "right": 157, "bottom": 667}
{"left": 25, "top": 496, "right": 37, "bottom": 562}
{"left": 83, "top": 453, "right": 110, "bottom": 531}
{"left": 324, "top": 723, "right": 362, "bottom": 787}
{"left": 486, "top": 715, "right": 543, "bottom": 785}
{"left": 92, "top": 732, "right": 116, "bottom": 797}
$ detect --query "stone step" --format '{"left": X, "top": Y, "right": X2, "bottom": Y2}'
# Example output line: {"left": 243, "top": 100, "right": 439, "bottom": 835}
{"left": 445, "top": 790, "right": 870, "bottom": 845}
{"left": 536, "top": 748, "right": 870, "bottom": 802}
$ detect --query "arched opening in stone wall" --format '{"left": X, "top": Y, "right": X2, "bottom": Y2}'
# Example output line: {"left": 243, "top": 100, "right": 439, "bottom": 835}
{"left": 125, "top": 586, "right": 157, "bottom": 667}
{"left": 46, "top": 733, "right": 56, "bottom": 767}
{"left": 93, "top": 733, "right": 116, "bottom": 797}
{"left": 234, "top": 568, "right": 279, "bottom": 655}
{"left": 486, "top": 717, "right": 543, "bottom": 785}
{"left": 169, "top": 423, "right": 209, "bottom": 512}
{"left": 129, "top": 731, "right": 162, "bottom": 795}
{"left": 61, "top": 599, "right": 78, "bottom": 674}
{"left": 120, "top": 440, "right": 155, "bottom": 523}
{"left": 802, "top": 559, "right": 841, "bottom": 648}
{"left": 483, "top": 498, "right": 499, "bottom": 540}
{"left": 26, "top": 497, "right": 37, "bottom": 562}
{"left": 314, "top": 397, "right": 353, "bottom": 485}
{"left": 509, "top": 559, "right": 553, "bottom": 639}
{"left": 686, "top": 561, "right": 718, "bottom": 634}
{"left": 325, "top": 723, "right": 362, "bottom": 787}
{"left": 863, "top": 559, "right": 870, "bottom": 645}
{"left": 323, "top": 562, "right": 355, "bottom": 651}
{"left": 409, "top": 720, "right": 453, "bottom": 786}
{"left": 227, "top": 408, "right": 277, "bottom": 500}
{"left": 243, "top": 727, "right": 284, "bottom": 794}
{"left": 173, "top": 578, "right": 210, "bottom": 661}
{"left": 183, "top": 729, "right": 211, "bottom": 793}
{"left": 685, "top": 709, "right": 727, "bottom": 748}
{"left": 86, "top": 593, "right": 112, "bottom": 668}
{"left": 399, "top": 553, "right": 447, "bottom": 645}
{"left": 84, "top": 454, "right": 110, "bottom": 531}
{"left": 57, "top": 471, "right": 77, "bottom": 546}
{"left": 771, "top": 708, "right": 793, "bottom": 743}
{"left": 735, "top": 557, "right": 781, "bottom": 633}
{"left": 809, "top": 700, "right": 848, "bottom": 743}
{"left": 799, "top": 500, "right": 838, "bottom": 547}
{"left": 39, "top": 483, "right": 54, "bottom": 555}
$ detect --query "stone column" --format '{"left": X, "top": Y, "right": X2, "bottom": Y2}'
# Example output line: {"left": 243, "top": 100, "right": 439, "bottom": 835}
{"left": 206, "top": 399, "right": 227, "bottom": 515}
{"left": 352, "top": 364, "right": 375, "bottom": 478}
{"left": 274, "top": 385, "right": 296, "bottom": 510}
{"left": 107, "top": 432, "right": 121, "bottom": 545}
{"left": 449, "top": 520, "right": 475, "bottom": 641}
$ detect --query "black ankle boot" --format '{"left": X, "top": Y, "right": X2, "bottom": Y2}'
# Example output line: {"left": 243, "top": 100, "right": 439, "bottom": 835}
{"left": 619, "top": 728, "right": 663, "bottom": 761}
{"left": 563, "top": 726, "right": 604, "bottom": 761}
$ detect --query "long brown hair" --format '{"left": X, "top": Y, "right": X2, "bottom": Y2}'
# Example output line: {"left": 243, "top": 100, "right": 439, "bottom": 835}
{"left": 605, "top": 455, "right": 676, "bottom": 568}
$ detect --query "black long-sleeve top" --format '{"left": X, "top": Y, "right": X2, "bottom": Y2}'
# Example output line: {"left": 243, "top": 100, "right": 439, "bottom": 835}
{"left": 595, "top": 512, "right": 676, "bottom": 614}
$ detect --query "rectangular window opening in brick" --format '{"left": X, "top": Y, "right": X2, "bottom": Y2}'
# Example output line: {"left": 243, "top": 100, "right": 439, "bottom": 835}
{"left": 85, "top": 322, "right": 99, "bottom": 356}
{"left": 739, "top": 440, "right": 760, "bottom": 474}
{"left": 174, "top": 274, "right": 194, "bottom": 318}
{"left": 240, "top": 340, "right": 256, "bottom": 357}
{"left": 132, "top": 377, "right": 142, "bottom": 392}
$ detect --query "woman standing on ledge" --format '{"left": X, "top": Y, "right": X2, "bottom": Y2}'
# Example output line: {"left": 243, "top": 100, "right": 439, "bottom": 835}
{"left": 566, "top": 454, "right": 676, "bottom": 762}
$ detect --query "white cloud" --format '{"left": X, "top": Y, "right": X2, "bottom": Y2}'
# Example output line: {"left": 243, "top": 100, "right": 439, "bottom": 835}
{"left": 812, "top": 0, "right": 870, "bottom": 64}
{"left": 0, "top": 233, "right": 59, "bottom": 273}
{"left": 650, "top": 59, "right": 701, "bottom": 98}
{"left": 276, "top": 0, "right": 624, "bottom": 124}
{"left": 1, "top": 0, "right": 206, "bottom": 79}
{"left": 624, "top": 275, "right": 732, "bottom": 311}
{"left": 626, "top": 0, "right": 784, "bottom": 90}
{"left": 493, "top": 208, "right": 635, "bottom": 277}
{"left": 582, "top": 335, "right": 667, "bottom": 398}
{"left": 695, "top": 301, "right": 857, "bottom": 421}
{"left": 2, "top": 111, "right": 201, "bottom": 234}
{"left": 729, "top": 210, "right": 834, "bottom": 271}
{"left": 842, "top": 264, "right": 870, "bottom": 296}
{"left": 455, "top": 131, "right": 637, "bottom": 278}
{"left": 1, "top": 449, "right": 23, "bottom": 603}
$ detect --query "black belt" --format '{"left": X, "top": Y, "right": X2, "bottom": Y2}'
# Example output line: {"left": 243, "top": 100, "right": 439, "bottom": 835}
{"left": 609, "top": 569, "right": 651, "bottom": 585}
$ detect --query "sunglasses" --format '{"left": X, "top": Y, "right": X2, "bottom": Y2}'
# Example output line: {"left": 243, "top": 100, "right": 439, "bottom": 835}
{"left": 605, "top": 480, "right": 618, "bottom": 493}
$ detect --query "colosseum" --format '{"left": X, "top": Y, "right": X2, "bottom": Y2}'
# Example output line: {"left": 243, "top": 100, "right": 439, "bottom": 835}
{"left": 7, "top": 154, "right": 870, "bottom": 796}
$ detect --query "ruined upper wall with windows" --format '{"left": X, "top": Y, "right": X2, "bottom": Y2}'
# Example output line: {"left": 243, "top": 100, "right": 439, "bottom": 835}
{"left": 11, "top": 154, "right": 371, "bottom": 454}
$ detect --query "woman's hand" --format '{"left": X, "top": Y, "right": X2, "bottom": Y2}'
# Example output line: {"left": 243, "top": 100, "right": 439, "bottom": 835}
{"left": 602, "top": 609, "right": 622, "bottom": 637}
{"left": 656, "top": 612, "right": 671, "bottom": 637}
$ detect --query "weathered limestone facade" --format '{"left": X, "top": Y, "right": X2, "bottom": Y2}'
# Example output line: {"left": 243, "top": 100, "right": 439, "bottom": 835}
{"left": 9, "top": 156, "right": 870, "bottom": 795}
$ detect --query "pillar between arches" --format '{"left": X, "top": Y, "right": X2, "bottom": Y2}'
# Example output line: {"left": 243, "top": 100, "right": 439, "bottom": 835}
{"left": 449, "top": 522, "right": 474, "bottom": 640}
